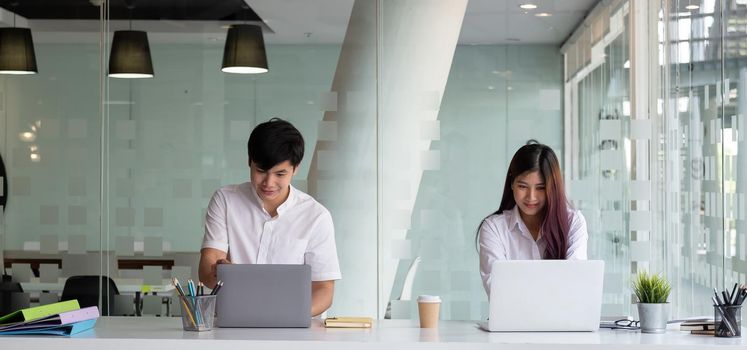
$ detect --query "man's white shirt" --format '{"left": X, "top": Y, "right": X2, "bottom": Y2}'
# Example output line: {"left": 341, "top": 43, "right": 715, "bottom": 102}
{"left": 478, "top": 205, "right": 587, "bottom": 295}
{"left": 202, "top": 182, "right": 341, "bottom": 281}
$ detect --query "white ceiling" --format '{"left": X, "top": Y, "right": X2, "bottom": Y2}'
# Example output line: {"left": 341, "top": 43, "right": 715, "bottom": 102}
{"left": 460, "top": 0, "right": 600, "bottom": 44}
{"left": 247, "top": 0, "right": 354, "bottom": 44}
{"left": 19, "top": 0, "right": 599, "bottom": 45}
{"left": 249, "top": 0, "right": 600, "bottom": 45}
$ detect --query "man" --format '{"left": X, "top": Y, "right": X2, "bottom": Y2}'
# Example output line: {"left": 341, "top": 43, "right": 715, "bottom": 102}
{"left": 199, "top": 118, "right": 341, "bottom": 317}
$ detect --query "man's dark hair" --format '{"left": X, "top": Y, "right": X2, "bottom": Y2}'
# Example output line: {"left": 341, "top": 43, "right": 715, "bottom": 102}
{"left": 247, "top": 118, "right": 305, "bottom": 169}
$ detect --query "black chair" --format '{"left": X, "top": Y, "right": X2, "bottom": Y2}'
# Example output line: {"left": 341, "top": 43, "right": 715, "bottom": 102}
{"left": 0, "top": 274, "right": 25, "bottom": 315}
{"left": 60, "top": 275, "right": 120, "bottom": 315}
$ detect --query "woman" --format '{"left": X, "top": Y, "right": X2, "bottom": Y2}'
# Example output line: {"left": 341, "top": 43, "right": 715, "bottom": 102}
{"left": 478, "top": 141, "right": 587, "bottom": 296}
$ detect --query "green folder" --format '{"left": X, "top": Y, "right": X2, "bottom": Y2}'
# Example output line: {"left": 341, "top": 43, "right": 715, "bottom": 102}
{"left": 0, "top": 300, "right": 80, "bottom": 326}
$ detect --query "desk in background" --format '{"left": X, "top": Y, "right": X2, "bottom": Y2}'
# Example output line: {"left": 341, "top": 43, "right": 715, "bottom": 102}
{"left": 16, "top": 278, "right": 176, "bottom": 317}
{"left": 20, "top": 277, "right": 175, "bottom": 294}
{"left": 3, "top": 250, "right": 200, "bottom": 284}
{"left": 0, "top": 318, "right": 744, "bottom": 349}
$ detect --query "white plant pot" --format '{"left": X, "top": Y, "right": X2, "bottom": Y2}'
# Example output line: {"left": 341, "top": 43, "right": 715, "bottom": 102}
{"left": 637, "top": 303, "right": 669, "bottom": 333}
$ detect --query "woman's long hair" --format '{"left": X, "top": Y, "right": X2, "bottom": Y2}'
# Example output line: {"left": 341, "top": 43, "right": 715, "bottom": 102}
{"left": 477, "top": 141, "right": 571, "bottom": 259}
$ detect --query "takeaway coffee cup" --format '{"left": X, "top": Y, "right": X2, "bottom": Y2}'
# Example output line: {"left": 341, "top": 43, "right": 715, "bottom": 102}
{"left": 417, "top": 295, "right": 441, "bottom": 328}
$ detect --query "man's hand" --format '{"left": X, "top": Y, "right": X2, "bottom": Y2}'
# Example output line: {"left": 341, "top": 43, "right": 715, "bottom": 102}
{"left": 311, "top": 280, "right": 335, "bottom": 316}
{"left": 199, "top": 248, "right": 229, "bottom": 288}
{"left": 212, "top": 258, "right": 232, "bottom": 280}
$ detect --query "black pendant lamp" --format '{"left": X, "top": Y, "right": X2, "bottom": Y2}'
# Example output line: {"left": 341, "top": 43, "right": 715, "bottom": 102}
{"left": 108, "top": 0, "right": 153, "bottom": 78}
{"left": 108, "top": 30, "right": 153, "bottom": 78}
{"left": 221, "top": 24, "right": 268, "bottom": 74}
{"left": 0, "top": 2, "right": 38, "bottom": 75}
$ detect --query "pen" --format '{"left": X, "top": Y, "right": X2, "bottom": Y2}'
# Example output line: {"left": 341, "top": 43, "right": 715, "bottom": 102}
{"left": 714, "top": 288, "right": 725, "bottom": 306}
{"left": 738, "top": 289, "right": 747, "bottom": 306}
{"left": 730, "top": 283, "right": 739, "bottom": 305}
{"left": 210, "top": 281, "right": 223, "bottom": 296}
{"left": 187, "top": 280, "right": 196, "bottom": 297}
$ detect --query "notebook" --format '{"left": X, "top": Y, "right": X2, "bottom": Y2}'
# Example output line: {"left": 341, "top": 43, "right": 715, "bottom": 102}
{"left": 324, "top": 317, "right": 373, "bottom": 328}
{"left": 479, "top": 260, "right": 604, "bottom": 332}
{"left": 216, "top": 264, "right": 311, "bottom": 328}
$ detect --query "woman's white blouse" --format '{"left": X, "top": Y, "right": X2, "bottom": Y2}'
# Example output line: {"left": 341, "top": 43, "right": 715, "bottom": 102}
{"left": 478, "top": 205, "right": 588, "bottom": 295}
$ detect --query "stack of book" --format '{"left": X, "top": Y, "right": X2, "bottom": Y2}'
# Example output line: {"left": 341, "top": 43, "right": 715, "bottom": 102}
{"left": 680, "top": 319, "right": 715, "bottom": 335}
{"left": 0, "top": 300, "right": 99, "bottom": 336}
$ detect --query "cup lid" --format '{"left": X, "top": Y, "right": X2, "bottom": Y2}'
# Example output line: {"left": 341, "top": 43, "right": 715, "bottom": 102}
{"left": 417, "top": 295, "right": 441, "bottom": 303}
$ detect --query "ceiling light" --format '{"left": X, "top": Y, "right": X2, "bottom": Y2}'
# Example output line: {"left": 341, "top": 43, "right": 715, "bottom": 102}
{"left": 0, "top": 1, "right": 38, "bottom": 75}
{"left": 29, "top": 153, "right": 40, "bottom": 162}
{"left": 0, "top": 28, "right": 38, "bottom": 75}
{"left": 519, "top": 4, "right": 538, "bottom": 10}
{"left": 685, "top": 5, "right": 700, "bottom": 10}
{"left": 108, "top": 0, "right": 154, "bottom": 79}
{"left": 221, "top": 24, "right": 269, "bottom": 74}
{"left": 108, "top": 31, "right": 155, "bottom": 78}
{"left": 535, "top": 12, "right": 552, "bottom": 17}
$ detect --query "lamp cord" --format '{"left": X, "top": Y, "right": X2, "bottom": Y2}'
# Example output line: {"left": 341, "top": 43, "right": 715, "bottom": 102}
{"left": 125, "top": 0, "right": 135, "bottom": 30}
{"left": 241, "top": 1, "right": 249, "bottom": 24}
{"left": 10, "top": 0, "right": 18, "bottom": 27}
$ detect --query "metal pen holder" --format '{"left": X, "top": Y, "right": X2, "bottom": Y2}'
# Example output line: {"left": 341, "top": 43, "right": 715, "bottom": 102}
{"left": 179, "top": 295, "right": 216, "bottom": 331}
{"left": 714, "top": 304, "right": 741, "bottom": 338}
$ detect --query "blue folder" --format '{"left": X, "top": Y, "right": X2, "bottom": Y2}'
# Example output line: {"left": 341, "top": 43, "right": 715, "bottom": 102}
{"left": 0, "top": 318, "right": 96, "bottom": 336}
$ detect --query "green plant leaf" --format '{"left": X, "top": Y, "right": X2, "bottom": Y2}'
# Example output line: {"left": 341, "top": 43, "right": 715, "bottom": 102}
{"left": 632, "top": 271, "right": 671, "bottom": 303}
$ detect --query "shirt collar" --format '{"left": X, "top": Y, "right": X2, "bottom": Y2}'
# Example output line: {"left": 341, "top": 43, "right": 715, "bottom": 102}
{"left": 507, "top": 205, "right": 521, "bottom": 231}
{"left": 275, "top": 184, "right": 296, "bottom": 216}
{"left": 509, "top": 205, "right": 541, "bottom": 241}
{"left": 247, "top": 182, "right": 296, "bottom": 217}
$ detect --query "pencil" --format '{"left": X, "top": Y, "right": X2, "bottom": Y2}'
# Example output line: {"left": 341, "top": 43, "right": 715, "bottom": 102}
{"left": 172, "top": 277, "right": 188, "bottom": 297}
{"left": 172, "top": 278, "right": 197, "bottom": 327}
{"left": 180, "top": 298, "right": 197, "bottom": 327}
{"left": 188, "top": 280, "right": 202, "bottom": 326}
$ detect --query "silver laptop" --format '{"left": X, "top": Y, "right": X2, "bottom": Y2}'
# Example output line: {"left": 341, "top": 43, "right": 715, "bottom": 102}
{"left": 216, "top": 264, "right": 311, "bottom": 328}
{"left": 479, "top": 260, "right": 604, "bottom": 332}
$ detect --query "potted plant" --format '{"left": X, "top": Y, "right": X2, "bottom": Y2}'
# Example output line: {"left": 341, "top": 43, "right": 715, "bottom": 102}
{"left": 632, "top": 271, "right": 672, "bottom": 333}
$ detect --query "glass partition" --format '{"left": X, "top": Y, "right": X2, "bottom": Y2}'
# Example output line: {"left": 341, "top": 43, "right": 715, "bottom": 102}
{"left": 564, "top": 0, "right": 634, "bottom": 317}
{"left": 379, "top": 1, "right": 565, "bottom": 319}
{"left": 1, "top": 0, "right": 604, "bottom": 321}
{"left": 102, "top": 1, "right": 376, "bottom": 316}
{"left": 564, "top": 0, "right": 747, "bottom": 318}
{"left": 0, "top": 6, "right": 103, "bottom": 312}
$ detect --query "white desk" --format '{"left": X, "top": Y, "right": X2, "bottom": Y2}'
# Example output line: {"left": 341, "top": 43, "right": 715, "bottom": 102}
{"left": 20, "top": 278, "right": 175, "bottom": 294}
{"left": 0, "top": 317, "right": 745, "bottom": 349}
